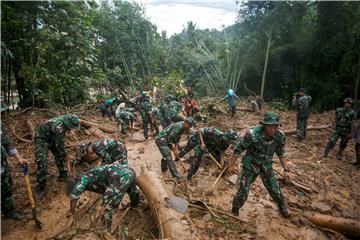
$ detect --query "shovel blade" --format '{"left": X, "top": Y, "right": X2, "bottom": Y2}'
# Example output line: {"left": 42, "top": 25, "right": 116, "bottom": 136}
{"left": 164, "top": 196, "right": 189, "bottom": 214}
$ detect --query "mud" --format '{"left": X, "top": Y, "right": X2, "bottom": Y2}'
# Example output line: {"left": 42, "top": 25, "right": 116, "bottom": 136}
{"left": 1, "top": 100, "right": 359, "bottom": 239}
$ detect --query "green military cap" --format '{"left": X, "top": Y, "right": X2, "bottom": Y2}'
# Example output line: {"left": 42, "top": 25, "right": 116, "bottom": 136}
{"left": 64, "top": 114, "right": 81, "bottom": 130}
{"left": 224, "top": 129, "right": 238, "bottom": 143}
{"left": 185, "top": 117, "right": 196, "bottom": 127}
{"left": 261, "top": 112, "right": 281, "bottom": 125}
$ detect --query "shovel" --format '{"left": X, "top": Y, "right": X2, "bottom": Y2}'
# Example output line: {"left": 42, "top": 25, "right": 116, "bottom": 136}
{"left": 164, "top": 196, "right": 189, "bottom": 214}
{"left": 22, "top": 164, "right": 43, "bottom": 229}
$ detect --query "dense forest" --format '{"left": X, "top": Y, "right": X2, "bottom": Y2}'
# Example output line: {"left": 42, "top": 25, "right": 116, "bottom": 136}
{"left": 1, "top": 0, "right": 360, "bottom": 110}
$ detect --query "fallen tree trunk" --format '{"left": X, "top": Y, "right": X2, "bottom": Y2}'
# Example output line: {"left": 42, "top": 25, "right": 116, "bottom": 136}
{"left": 81, "top": 120, "right": 116, "bottom": 134}
{"left": 86, "top": 126, "right": 109, "bottom": 138}
{"left": 136, "top": 171, "right": 191, "bottom": 239}
{"left": 284, "top": 124, "right": 331, "bottom": 135}
{"left": 307, "top": 213, "right": 360, "bottom": 236}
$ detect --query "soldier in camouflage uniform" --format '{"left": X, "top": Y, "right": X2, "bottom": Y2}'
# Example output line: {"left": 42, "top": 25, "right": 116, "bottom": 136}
{"left": 79, "top": 139, "right": 128, "bottom": 166}
{"left": 139, "top": 92, "right": 153, "bottom": 139}
{"left": 69, "top": 163, "right": 139, "bottom": 230}
{"left": 167, "top": 99, "right": 185, "bottom": 123}
{"left": 35, "top": 114, "right": 81, "bottom": 196}
{"left": 1, "top": 104, "right": 28, "bottom": 219}
{"left": 159, "top": 94, "right": 174, "bottom": 128}
{"left": 231, "top": 112, "right": 290, "bottom": 218}
{"left": 115, "top": 104, "right": 136, "bottom": 134}
{"left": 323, "top": 98, "right": 357, "bottom": 160}
{"left": 178, "top": 128, "right": 238, "bottom": 180}
{"left": 100, "top": 97, "right": 120, "bottom": 119}
{"left": 150, "top": 107, "right": 161, "bottom": 135}
{"left": 292, "top": 88, "right": 312, "bottom": 141}
{"left": 155, "top": 117, "right": 196, "bottom": 182}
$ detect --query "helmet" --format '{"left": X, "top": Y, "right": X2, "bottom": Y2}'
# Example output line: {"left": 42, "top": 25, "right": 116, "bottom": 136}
{"left": 185, "top": 117, "right": 196, "bottom": 127}
{"left": 227, "top": 89, "right": 234, "bottom": 97}
{"left": 261, "top": 112, "right": 281, "bottom": 125}
{"left": 141, "top": 91, "right": 147, "bottom": 97}
{"left": 224, "top": 129, "right": 238, "bottom": 143}
{"left": 64, "top": 114, "right": 81, "bottom": 130}
{"left": 1, "top": 102, "right": 9, "bottom": 112}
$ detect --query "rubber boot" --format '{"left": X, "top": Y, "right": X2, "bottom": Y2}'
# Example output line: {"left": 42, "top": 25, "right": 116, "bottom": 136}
{"left": 166, "top": 160, "right": 181, "bottom": 179}
{"left": 35, "top": 182, "right": 46, "bottom": 200}
{"left": 231, "top": 207, "right": 239, "bottom": 217}
{"left": 336, "top": 148, "right": 345, "bottom": 161}
{"left": 161, "top": 158, "right": 168, "bottom": 172}
{"left": 4, "top": 210, "right": 25, "bottom": 220}
{"left": 278, "top": 203, "right": 290, "bottom": 218}
{"left": 322, "top": 145, "right": 331, "bottom": 158}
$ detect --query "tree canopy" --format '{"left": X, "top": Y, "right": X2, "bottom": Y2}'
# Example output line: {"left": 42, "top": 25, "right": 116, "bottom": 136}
{"left": 1, "top": 0, "right": 359, "bottom": 110}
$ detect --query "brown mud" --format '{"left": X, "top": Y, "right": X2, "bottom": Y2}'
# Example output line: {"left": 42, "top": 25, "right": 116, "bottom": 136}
{"left": 1, "top": 100, "right": 359, "bottom": 239}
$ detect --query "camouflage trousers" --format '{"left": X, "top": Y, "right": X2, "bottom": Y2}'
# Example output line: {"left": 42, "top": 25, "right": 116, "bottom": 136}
{"left": 155, "top": 138, "right": 181, "bottom": 178}
{"left": 35, "top": 137, "right": 66, "bottom": 186}
{"left": 150, "top": 119, "right": 160, "bottom": 135}
{"left": 232, "top": 164, "right": 286, "bottom": 210}
{"left": 179, "top": 134, "right": 221, "bottom": 179}
{"left": 117, "top": 117, "right": 133, "bottom": 134}
{"left": 1, "top": 156, "right": 14, "bottom": 213}
{"left": 296, "top": 115, "right": 309, "bottom": 139}
{"left": 324, "top": 127, "right": 351, "bottom": 155}
{"left": 140, "top": 112, "right": 149, "bottom": 139}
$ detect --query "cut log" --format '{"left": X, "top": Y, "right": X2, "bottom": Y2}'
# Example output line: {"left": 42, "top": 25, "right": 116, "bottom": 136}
{"left": 26, "top": 119, "right": 35, "bottom": 140}
{"left": 284, "top": 124, "right": 331, "bottom": 135}
{"left": 307, "top": 213, "right": 360, "bottom": 236}
{"left": 87, "top": 126, "right": 109, "bottom": 138}
{"left": 81, "top": 120, "right": 116, "bottom": 134}
{"left": 136, "top": 171, "right": 191, "bottom": 239}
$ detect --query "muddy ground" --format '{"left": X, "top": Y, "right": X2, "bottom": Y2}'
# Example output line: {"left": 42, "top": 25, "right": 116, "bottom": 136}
{"left": 1, "top": 100, "right": 359, "bottom": 240}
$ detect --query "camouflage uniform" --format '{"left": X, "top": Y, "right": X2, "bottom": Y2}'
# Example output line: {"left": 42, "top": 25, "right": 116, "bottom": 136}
{"left": 167, "top": 100, "right": 181, "bottom": 123}
{"left": 179, "top": 128, "right": 237, "bottom": 180}
{"left": 139, "top": 96, "right": 152, "bottom": 139}
{"left": 159, "top": 95, "right": 176, "bottom": 128}
{"left": 232, "top": 115, "right": 288, "bottom": 215}
{"left": 292, "top": 94, "right": 312, "bottom": 140}
{"left": 155, "top": 121, "right": 188, "bottom": 179}
{"left": 35, "top": 114, "right": 80, "bottom": 187}
{"left": 115, "top": 108, "right": 136, "bottom": 134}
{"left": 70, "top": 163, "right": 139, "bottom": 228}
{"left": 89, "top": 139, "right": 128, "bottom": 165}
{"left": 1, "top": 122, "right": 19, "bottom": 214}
{"left": 324, "top": 107, "right": 356, "bottom": 158}
{"left": 151, "top": 107, "right": 161, "bottom": 135}
{"left": 100, "top": 98, "right": 119, "bottom": 117}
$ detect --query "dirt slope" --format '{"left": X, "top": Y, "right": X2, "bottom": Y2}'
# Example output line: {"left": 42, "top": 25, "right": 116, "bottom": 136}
{"left": 1, "top": 101, "right": 359, "bottom": 240}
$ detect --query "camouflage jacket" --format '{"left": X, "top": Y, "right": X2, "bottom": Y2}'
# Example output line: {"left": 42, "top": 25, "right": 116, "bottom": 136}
{"left": 292, "top": 95, "right": 312, "bottom": 112}
{"left": 234, "top": 125, "right": 286, "bottom": 169}
{"left": 70, "top": 163, "right": 135, "bottom": 208}
{"left": 167, "top": 101, "right": 181, "bottom": 120}
{"left": 156, "top": 121, "right": 185, "bottom": 145}
{"left": 151, "top": 107, "right": 161, "bottom": 121}
{"left": 334, "top": 107, "right": 356, "bottom": 129}
{"left": 91, "top": 139, "right": 128, "bottom": 165}
{"left": 1, "top": 122, "right": 18, "bottom": 173}
{"left": 116, "top": 109, "right": 135, "bottom": 122}
{"left": 139, "top": 99, "right": 152, "bottom": 118}
{"left": 192, "top": 127, "right": 230, "bottom": 151}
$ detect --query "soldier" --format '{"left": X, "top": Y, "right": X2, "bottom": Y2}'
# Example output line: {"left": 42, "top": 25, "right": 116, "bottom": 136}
{"left": 159, "top": 94, "right": 172, "bottom": 128}
{"left": 231, "top": 112, "right": 290, "bottom": 218}
{"left": 155, "top": 117, "right": 196, "bottom": 182}
{"left": 323, "top": 98, "right": 356, "bottom": 160}
{"left": 115, "top": 103, "right": 136, "bottom": 135}
{"left": 79, "top": 139, "right": 128, "bottom": 166}
{"left": 35, "top": 114, "right": 81, "bottom": 197}
{"left": 216, "top": 89, "right": 240, "bottom": 118}
{"left": 139, "top": 92, "right": 153, "bottom": 139}
{"left": 99, "top": 97, "right": 120, "bottom": 119}
{"left": 292, "top": 88, "right": 312, "bottom": 141}
{"left": 1, "top": 104, "right": 28, "bottom": 219}
{"left": 167, "top": 99, "right": 186, "bottom": 123}
{"left": 178, "top": 128, "right": 238, "bottom": 180}
{"left": 69, "top": 163, "right": 139, "bottom": 230}
{"left": 150, "top": 107, "right": 161, "bottom": 135}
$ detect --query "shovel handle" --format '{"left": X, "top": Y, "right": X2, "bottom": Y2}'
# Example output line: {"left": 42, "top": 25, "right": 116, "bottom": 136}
{"left": 22, "top": 164, "right": 36, "bottom": 209}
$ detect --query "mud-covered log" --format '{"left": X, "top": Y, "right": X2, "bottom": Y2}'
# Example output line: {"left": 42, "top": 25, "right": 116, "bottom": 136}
{"left": 81, "top": 119, "right": 116, "bottom": 134}
{"left": 284, "top": 124, "right": 331, "bottom": 135}
{"left": 87, "top": 126, "right": 109, "bottom": 138}
{"left": 308, "top": 213, "right": 360, "bottom": 236}
{"left": 136, "top": 171, "right": 190, "bottom": 239}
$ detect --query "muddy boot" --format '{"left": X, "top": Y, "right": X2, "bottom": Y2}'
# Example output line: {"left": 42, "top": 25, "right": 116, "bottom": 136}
{"left": 4, "top": 210, "right": 25, "bottom": 220}
{"left": 58, "top": 171, "right": 68, "bottom": 182}
{"left": 167, "top": 160, "right": 181, "bottom": 179}
{"left": 322, "top": 146, "right": 331, "bottom": 158}
{"left": 35, "top": 182, "right": 46, "bottom": 200}
{"left": 176, "top": 176, "right": 185, "bottom": 183}
{"left": 336, "top": 148, "right": 344, "bottom": 161}
{"left": 231, "top": 207, "right": 239, "bottom": 217}
{"left": 278, "top": 203, "right": 290, "bottom": 218}
{"left": 161, "top": 158, "right": 168, "bottom": 172}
